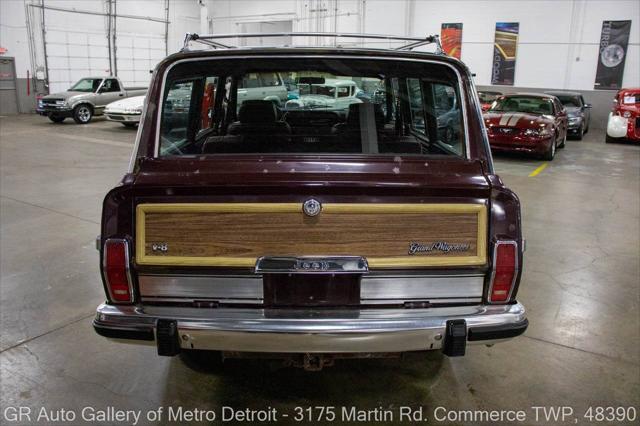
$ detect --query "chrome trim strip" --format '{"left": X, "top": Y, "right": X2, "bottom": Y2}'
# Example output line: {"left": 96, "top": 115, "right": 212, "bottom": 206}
{"left": 140, "top": 297, "right": 263, "bottom": 305}
{"left": 487, "top": 240, "right": 519, "bottom": 304}
{"left": 255, "top": 256, "right": 369, "bottom": 274}
{"left": 94, "top": 302, "right": 526, "bottom": 353}
{"left": 361, "top": 274, "right": 483, "bottom": 300}
{"left": 102, "top": 239, "right": 134, "bottom": 304}
{"left": 468, "top": 76, "right": 494, "bottom": 173}
{"left": 363, "top": 298, "right": 482, "bottom": 305}
{"left": 139, "top": 275, "right": 263, "bottom": 299}
{"left": 138, "top": 273, "right": 484, "bottom": 302}
{"left": 153, "top": 55, "right": 470, "bottom": 159}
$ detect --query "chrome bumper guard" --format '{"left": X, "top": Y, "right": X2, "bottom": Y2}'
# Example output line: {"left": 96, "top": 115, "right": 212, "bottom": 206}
{"left": 94, "top": 303, "right": 527, "bottom": 355}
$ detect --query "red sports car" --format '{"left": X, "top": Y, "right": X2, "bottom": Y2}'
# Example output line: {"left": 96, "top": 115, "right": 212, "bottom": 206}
{"left": 484, "top": 93, "right": 568, "bottom": 160}
{"left": 606, "top": 88, "right": 640, "bottom": 143}
{"left": 478, "top": 90, "right": 502, "bottom": 112}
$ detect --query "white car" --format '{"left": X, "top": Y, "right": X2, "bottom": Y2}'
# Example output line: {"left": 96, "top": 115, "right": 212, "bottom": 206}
{"left": 104, "top": 95, "right": 145, "bottom": 127}
{"left": 285, "top": 79, "right": 363, "bottom": 111}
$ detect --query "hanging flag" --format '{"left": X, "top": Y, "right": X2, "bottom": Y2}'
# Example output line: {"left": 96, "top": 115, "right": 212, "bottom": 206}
{"left": 441, "top": 23, "right": 463, "bottom": 59}
{"left": 594, "top": 20, "right": 632, "bottom": 90}
{"left": 491, "top": 22, "right": 520, "bottom": 85}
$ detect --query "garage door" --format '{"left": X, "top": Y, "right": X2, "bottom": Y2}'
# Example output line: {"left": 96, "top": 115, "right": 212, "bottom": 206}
{"left": 43, "top": 8, "right": 110, "bottom": 94}
{"left": 113, "top": 1, "right": 167, "bottom": 89}
{"left": 114, "top": 28, "right": 165, "bottom": 88}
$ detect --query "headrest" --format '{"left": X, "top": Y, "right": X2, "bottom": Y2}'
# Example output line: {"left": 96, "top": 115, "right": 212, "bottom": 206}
{"left": 238, "top": 100, "right": 277, "bottom": 124}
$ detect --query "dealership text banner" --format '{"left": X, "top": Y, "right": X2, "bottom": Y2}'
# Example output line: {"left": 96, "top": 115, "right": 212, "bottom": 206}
{"left": 491, "top": 22, "right": 520, "bottom": 85}
{"left": 441, "top": 23, "right": 463, "bottom": 59}
{"left": 594, "top": 20, "right": 632, "bottom": 90}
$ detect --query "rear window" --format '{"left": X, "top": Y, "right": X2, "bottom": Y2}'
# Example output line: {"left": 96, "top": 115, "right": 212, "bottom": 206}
{"left": 159, "top": 58, "right": 466, "bottom": 158}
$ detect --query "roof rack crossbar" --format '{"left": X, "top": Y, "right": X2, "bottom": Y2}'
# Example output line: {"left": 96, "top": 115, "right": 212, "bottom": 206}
{"left": 395, "top": 35, "right": 443, "bottom": 54}
{"left": 181, "top": 32, "right": 443, "bottom": 53}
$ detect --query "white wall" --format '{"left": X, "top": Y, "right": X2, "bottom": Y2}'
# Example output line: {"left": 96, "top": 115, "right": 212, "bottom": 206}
{"left": 1, "top": 0, "right": 638, "bottom": 97}
{"left": 0, "top": 0, "right": 33, "bottom": 80}
{"left": 204, "top": 0, "right": 640, "bottom": 91}
{"left": 0, "top": 0, "right": 200, "bottom": 81}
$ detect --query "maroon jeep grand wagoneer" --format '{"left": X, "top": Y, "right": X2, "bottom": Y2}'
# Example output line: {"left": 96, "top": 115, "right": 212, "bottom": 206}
{"left": 94, "top": 33, "right": 527, "bottom": 370}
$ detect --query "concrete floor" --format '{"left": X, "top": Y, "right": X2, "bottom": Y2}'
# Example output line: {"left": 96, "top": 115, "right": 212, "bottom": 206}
{"left": 1, "top": 114, "right": 638, "bottom": 425}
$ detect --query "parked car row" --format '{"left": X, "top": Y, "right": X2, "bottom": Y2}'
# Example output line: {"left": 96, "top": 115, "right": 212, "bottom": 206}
{"left": 478, "top": 87, "right": 639, "bottom": 161}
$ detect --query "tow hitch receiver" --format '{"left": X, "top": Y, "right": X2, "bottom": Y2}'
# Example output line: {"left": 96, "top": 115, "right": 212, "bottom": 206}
{"left": 443, "top": 319, "right": 467, "bottom": 357}
{"left": 156, "top": 319, "right": 181, "bottom": 356}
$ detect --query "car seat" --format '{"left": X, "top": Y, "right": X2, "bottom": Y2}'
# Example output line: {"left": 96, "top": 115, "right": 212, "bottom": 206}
{"left": 227, "top": 100, "right": 291, "bottom": 137}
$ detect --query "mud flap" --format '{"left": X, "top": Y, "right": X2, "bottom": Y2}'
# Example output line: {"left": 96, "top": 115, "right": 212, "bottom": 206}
{"left": 443, "top": 319, "right": 467, "bottom": 357}
{"left": 156, "top": 319, "right": 181, "bottom": 356}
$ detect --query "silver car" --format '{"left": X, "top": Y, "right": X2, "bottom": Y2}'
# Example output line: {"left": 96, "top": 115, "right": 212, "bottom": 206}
{"left": 37, "top": 77, "right": 147, "bottom": 124}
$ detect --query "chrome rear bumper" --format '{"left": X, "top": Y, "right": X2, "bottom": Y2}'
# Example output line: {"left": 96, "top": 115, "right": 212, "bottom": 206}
{"left": 94, "top": 302, "right": 527, "bottom": 354}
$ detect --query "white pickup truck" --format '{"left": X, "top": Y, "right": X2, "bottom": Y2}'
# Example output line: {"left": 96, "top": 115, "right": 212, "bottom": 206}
{"left": 37, "top": 76, "right": 147, "bottom": 124}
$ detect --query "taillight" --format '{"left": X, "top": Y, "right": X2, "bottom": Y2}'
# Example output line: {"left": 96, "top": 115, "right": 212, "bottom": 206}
{"left": 103, "top": 239, "right": 133, "bottom": 303}
{"left": 488, "top": 241, "right": 518, "bottom": 303}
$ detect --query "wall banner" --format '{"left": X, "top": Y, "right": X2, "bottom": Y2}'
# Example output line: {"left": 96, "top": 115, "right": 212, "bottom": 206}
{"left": 491, "top": 22, "right": 520, "bottom": 85}
{"left": 594, "top": 20, "right": 632, "bottom": 90}
{"left": 441, "top": 23, "right": 463, "bottom": 59}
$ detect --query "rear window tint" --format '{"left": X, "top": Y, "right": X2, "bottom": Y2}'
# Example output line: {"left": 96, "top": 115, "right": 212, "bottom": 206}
{"left": 159, "top": 58, "right": 466, "bottom": 158}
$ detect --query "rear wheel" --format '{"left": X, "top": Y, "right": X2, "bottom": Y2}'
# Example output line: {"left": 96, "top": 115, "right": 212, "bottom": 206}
{"left": 48, "top": 116, "right": 65, "bottom": 123}
{"left": 73, "top": 104, "right": 93, "bottom": 124}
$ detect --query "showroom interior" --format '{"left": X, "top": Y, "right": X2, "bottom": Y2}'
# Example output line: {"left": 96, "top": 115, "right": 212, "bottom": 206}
{"left": 0, "top": 0, "right": 639, "bottom": 424}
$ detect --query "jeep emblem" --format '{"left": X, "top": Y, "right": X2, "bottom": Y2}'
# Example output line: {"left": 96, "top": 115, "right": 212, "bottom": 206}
{"left": 302, "top": 199, "right": 322, "bottom": 217}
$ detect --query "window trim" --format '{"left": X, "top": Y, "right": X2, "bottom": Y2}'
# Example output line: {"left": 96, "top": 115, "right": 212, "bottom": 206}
{"left": 135, "top": 55, "right": 470, "bottom": 170}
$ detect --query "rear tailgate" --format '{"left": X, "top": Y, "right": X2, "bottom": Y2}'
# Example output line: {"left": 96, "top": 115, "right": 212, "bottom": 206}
{"left": 102, "top": 156, "right": 495, "bottom": 306}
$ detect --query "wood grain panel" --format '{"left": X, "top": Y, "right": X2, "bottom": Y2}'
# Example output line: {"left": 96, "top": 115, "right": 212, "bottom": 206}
{"left": 136, "top": 203, "right": 487, "bottom": 268}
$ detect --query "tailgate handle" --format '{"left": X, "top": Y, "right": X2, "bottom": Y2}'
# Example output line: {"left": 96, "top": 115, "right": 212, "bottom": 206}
{"left": 255, "top": 256, "right": 369, "bottom": 274}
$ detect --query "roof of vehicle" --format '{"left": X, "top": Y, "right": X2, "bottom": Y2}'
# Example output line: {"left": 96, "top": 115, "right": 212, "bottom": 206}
{"left": 501, "top": 92, "right": 556, "bottom": 99}
{"left": 618, "top": 88, "right": 640, "bottom": 94}
{"left": 159, "top": 46, "right": 470, "bottom": 75}
{"left": 322, "top": 79, "right": 357, "bottom": 86}
{"left": 544, "top": 91, "right": 582, "bottom": 97}
{"left": 78, "top": 76, "right": 115, "bottom": 80}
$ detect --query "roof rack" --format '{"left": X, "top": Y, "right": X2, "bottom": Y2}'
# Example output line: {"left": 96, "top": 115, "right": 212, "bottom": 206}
{"left": 181, "top": 32, "right": 443, "bottom": 54}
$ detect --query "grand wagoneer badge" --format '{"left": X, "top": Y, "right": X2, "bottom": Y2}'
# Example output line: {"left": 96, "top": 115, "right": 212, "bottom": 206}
{"left": 408, "top": 241, "right": 471, "bottom": 255}
{"left": 302, "top": 199, "right": 322, "bottom": 217}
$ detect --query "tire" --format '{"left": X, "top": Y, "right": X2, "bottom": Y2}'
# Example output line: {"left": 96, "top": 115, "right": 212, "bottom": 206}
{"left": 543, "top": 138, "right": 556, "bottom": 161}
{"left": 122, "top": 122, "right": 137, "bottom": 128}
{"left": 73, "top": 104, "right": 93, "bottom": 124}
{"left": 48, "top": 116, "right": 65, "bottom": 123}
{"left": 575, "top": 125, "right": 584, "bottom": 141}
{"left": 605, "top": 134, "right": 623, "bottom": 144}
